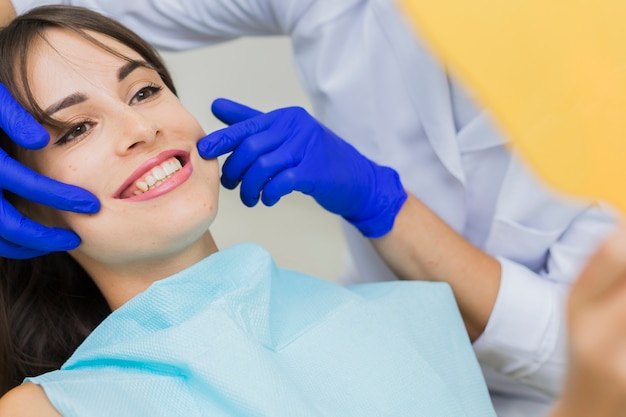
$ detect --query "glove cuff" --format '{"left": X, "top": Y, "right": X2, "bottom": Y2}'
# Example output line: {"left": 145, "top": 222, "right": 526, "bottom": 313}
{"left": 344, "top": 166, "right": 408, "bottom": 238}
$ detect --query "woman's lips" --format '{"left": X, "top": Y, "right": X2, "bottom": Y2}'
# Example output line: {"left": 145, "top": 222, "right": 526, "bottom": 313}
{"left": 121, "top": 156, "right": 182, "bottom": 198}
{"left": 114, "top": 150, "right": 193, "bottom": 201}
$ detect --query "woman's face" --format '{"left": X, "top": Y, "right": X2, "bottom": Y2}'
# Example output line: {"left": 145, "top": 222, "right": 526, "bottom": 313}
{"left": 22, "top": 28, "right": 220, "bottom": 277}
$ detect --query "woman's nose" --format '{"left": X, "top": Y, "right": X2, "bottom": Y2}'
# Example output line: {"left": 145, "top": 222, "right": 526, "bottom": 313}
{"left": 114, "top": 107, "right": 159, "bottom": 155}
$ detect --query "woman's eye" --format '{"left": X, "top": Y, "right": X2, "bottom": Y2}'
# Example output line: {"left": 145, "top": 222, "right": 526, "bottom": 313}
{"left": 131, "top": 84, "right": 163, "bottom": 104}
{"left": 55, "top": 121, "right": 94, "bottom": 145}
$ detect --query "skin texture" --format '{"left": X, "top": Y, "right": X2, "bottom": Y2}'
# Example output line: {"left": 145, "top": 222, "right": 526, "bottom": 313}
{"left": 0, "top": 383, "right": 61, "bottom": 417}
{"left": 0, "top": 0, "right": 16, "bottom": 26}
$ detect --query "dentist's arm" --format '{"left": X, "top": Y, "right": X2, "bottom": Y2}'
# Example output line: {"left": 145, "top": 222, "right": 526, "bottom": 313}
{"left": 369, "top": 193, "right": 500, "bottom": 341}
{"left": 199, "top": 98, "right": 499, "bottom": 340}
{"left": 0, "top": 85, "right": 100, "bottom": 259}
{"left": 198, "top": 98, "right": 407, "bottom": 239}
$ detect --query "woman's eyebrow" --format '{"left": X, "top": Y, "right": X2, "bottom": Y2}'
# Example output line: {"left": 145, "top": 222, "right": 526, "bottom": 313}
{"left": 118, "top": 59, "right": 151, "bottom": 82}
{"left": 45, "top": 92, "right": 87, "bottom": 117}
{"left": 44, "top": 60, "right": 153, "bottom": 117}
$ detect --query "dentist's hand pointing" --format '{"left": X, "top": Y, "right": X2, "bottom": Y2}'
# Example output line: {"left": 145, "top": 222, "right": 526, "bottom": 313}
{"left": 0, "top": 84, "right": 100, "bottom": 259}
{"left": 197, "top": 98, "right": 407, "bottom": 238}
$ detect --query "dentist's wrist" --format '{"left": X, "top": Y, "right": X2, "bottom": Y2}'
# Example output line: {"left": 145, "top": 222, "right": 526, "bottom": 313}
{"left": 344, "top": 166, "right": 407, "bottom": 238}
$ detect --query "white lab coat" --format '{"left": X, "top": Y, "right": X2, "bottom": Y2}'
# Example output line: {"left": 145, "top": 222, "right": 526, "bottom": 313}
{"left": 15, "top": 0, "right": 619, "bottom": 415}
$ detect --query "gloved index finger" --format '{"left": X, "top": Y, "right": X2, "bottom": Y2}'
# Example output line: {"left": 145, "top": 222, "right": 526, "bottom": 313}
{"left": 0, "top": 84, "right": 49, "bottom": 149}
{"left": 2, "top": 153, "right": 100, "bottom": 213}
{"left": 198, "top": 111, "right": 274, "bottom": 159}
{"left": 211, "top": 97, "right": 263, "bottom": 125}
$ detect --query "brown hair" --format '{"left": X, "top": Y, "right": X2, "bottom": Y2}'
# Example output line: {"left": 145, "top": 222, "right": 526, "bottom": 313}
{"left": 0, "top": 5, "right": 177, "bottom": 395}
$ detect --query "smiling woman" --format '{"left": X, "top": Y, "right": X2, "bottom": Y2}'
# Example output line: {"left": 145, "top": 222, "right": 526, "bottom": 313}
{"left": 0, "top": 5, "right": 495, "bottom": 417}
{"left": 16, "top": 26, "right": 220, "bottom": 289}
{"left": 0, "top": 3, "right": 220, "bottom": 397}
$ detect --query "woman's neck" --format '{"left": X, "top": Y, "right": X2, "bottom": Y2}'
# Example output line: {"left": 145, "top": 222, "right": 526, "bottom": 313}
{"left": 76, "top": 232, "right": 219, "bottom": 310}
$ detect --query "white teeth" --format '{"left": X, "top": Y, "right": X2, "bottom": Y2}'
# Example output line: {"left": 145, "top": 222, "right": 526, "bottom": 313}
{"left": 163, "top": 161, "right": 177, "bottom": 176}
{"left": 132, "top": 157, "right": 183, "bottom": 196}
{"left": 153, "top": 166, "right": 166, "bottom": 181}
{"left": 136, "top": 181, "right": 149, "bottom": 192}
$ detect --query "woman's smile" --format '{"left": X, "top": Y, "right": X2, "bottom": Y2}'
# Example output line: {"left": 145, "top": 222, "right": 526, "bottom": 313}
{"left": 115, "top": 150, "right": 193, "bottom": 201}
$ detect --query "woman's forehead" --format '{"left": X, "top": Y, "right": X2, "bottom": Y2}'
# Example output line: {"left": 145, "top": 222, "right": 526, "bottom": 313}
{"left": 36, "top": 27, "right": 141, "bottom": 62}
{"left": 27, "top": 28, "right": 143, "bottom": 99}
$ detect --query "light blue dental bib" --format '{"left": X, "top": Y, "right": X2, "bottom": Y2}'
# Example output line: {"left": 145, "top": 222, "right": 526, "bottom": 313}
{"left": 28, "top": 243, "right": 495, "bottom": 416}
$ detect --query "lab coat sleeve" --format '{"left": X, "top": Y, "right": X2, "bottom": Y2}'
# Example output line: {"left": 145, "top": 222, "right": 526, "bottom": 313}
{"left": 473, "top": 202, "right": 618, "bottom": 396}
{"left": 11, "top": 0, "right": 317, "bottom": 50}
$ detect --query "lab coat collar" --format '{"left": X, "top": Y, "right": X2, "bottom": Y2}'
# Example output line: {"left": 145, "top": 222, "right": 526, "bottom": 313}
{"left": 373, "top": 0, "right": 466, "bottom": 185}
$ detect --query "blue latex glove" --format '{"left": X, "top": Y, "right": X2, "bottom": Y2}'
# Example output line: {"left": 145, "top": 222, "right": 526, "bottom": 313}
{"left": 197, "top": 98, "right": 407, "bottom": 238}
{"left": 0, "top": 84, "right": 100, "bottom": 259}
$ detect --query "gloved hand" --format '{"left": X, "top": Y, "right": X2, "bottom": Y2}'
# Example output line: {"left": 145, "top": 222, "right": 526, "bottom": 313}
{"left": 0, "top": 84, "right": 100, "bottom": 259}
{"left": 197, "top": 98, "right": 407, "bottom": 238}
